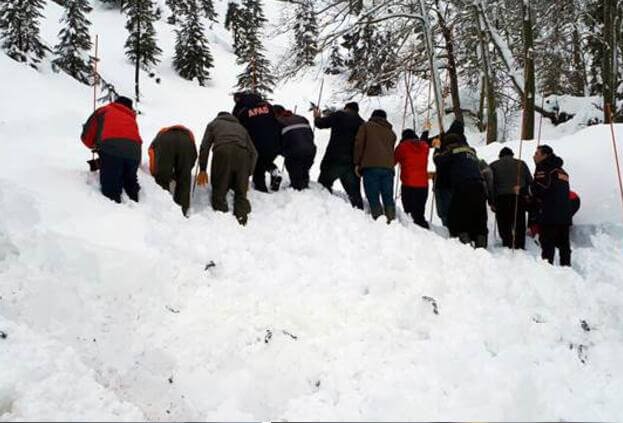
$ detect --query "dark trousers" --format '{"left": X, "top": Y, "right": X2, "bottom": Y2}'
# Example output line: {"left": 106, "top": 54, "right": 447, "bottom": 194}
{"left": 362, "top": 168, "right": 395, "bottom": 218}
{"left": 435, "top": 187, "right": 452, "bottom": 228}
{"left": 153, "top": 139, "right": 197, "bottom": 215}
{"left": 495, "top": 194, "right": 527, "bottom": 249}
{"left": 252, "top": 154, "right": 278, "bottom": 192}
{"left": 211, "top": 144, "right": 252, "bottom": 224}
{"left": 401, "top": 185, "right": 429, "bottom": 228}
{"left": 99, "top": 152, "right": 140, "bottom": 203}
{"left": 285, "top": 153, "right": 315, "bottom": 190}
{"left": 540, "top": 224, "right": 571, "bottom": 266}
{"left": 448, "top": 182, "right": 487, "bottom": 240}
{"left": 318, "top": 161, "right": 364, "bottom": 209}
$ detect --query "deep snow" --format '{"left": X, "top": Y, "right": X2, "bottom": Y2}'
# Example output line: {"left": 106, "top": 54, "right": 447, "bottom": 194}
{"left": 1, "top": 0, "right": 623, "bottom": 421}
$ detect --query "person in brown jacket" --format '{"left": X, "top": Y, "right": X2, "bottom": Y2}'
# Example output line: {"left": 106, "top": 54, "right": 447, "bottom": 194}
{"left": 354, "top": 109, "right": 397, "bottom": 221}
{"left": 197, "top": 112, "right": 258, "bottom": 225}
{"left": 148, "top": 125, "right": 197, "bottom": 216}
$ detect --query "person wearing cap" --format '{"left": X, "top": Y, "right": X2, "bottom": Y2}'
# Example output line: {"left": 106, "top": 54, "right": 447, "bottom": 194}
{"left": 80, "top": 96, "right": 142, "bottom": 203}
{"left": 197, "top": 112, "right": 258, "bottom": 225}
{"left": 273, "top": 105, "right": 316, "bottom": 190}
{"left": 148, "top": 125, "right": 198, "bottom": 216}
{"left": 354, "top": 109, "right": 397, "bottom": 222}
{"left": 433, "top": 120, "right": 488, "bottom": 247}
{"left": 489, "top": 146, "right": 533, "bottom": 249}
{"left": 314, "top": 101, "right": 365, "bottom": 209}
{"left": 394, "top": 128, "right": 430, "bottom": 228}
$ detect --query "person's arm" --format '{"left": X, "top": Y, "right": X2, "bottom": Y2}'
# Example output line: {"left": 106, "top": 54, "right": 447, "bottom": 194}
{"left": 314, "top": 112, "right": 337, "bottom": 129}
{"left": 247, "top": 132, "right": 258, "bottom": 175}
{"left": 353, "top": 124, "right": 366, "bottom": 168}
{"left": 80, "top": 109, "right": 103, "bottom": 150}
{"left": 199, "top": 123, "right": 214, "bottom": 172}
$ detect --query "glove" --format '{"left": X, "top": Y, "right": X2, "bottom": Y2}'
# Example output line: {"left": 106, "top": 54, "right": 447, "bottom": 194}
{"left": 196, "top": 171, "right": 209, "bottom": 187}
{"left": 354, "top": 166, "right": 361, "bottom": 178}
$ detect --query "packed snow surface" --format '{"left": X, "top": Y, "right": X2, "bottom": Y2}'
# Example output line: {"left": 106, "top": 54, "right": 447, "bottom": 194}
{"left": 1, "top": 0, "right": 623, "bottom": 421}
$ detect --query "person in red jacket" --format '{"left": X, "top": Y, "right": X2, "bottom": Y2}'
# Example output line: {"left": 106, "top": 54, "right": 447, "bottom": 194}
{"left": 394, "top": 128, "right": 430, "bottom": 228}
{"left": 81, "top": 96, "right": 142, "bottom": 203}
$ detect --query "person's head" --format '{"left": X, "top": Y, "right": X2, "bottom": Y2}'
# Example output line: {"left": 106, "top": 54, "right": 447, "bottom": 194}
{"left": 499, "top": 147, "right": 514, "bottom": 158}
{"left": 115, "top": 96, "right": 133, "bottom": 110}
{"left": 371, "top": 109, "right": 387, "bottom": 120}
{"left": 447, "top": 119, "right": 464, "bottom": 136}
{"left": 401, "top": 129, "right": 417, "bottom": 141}
{"left": 217, "top": 111, "right": 230, "bottom": 117}
{"left": 344, "top": 102, "right": 359, "bottom": 113}
{"left": 233, "top": 92, "right": 242, "bottom": 103}
{"left": 534, "top": 144, "right": 554, "bottom": 164}
{"left": 272, "top": 104, "right": 286, "bottom": 116}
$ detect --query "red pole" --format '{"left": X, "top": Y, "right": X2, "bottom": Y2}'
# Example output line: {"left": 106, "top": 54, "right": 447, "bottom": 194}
{"left": 606, "top": 103, "right": 623, "bottom": 219}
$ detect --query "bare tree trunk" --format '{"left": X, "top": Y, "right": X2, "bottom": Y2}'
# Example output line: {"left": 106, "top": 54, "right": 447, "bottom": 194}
{"left": 478, "top": 75, "right": 485, "bottom": 132}
{"left": 436, "top": 9, "right": 463, "bottom": 123}
{"left": 603, "top": 0, "right": 615, "bottom": 122}
{"left": 419, "top": 0, "right": 445, "bottom": 133}
{"left": 571, "top": 26, "right": 587, "bottom": 96}
{"left": 134, "top": 14, "right": 140, "bottom": 103}
{"left": 521, "top": 0, "right": 535, "bottom": 140}
{"left": 477, "top": 10, "right": 497, "bottom": 144}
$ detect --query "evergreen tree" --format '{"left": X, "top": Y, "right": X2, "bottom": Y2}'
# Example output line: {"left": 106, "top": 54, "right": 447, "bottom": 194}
{"left": 198, "top": 0, "right": 216, "bottom": 22}
{"left": 0, "top": 0, "right": 49, "bottom": 69}
{"left": 173, "top": 0, "right": 214, "bottom": 85}
{"left": 225, "top": 2, "right": 245, "bottom": 58}
{"left": 122, "top": 0, "right": 162, "bottom": 70}
{"left": 235, "top": 0, "right": 274, "bottom": 95}
{"left": 167, "top": 0, "right": 216, "bottom": 24}
{"left": 53, "top": 0, "right": 93, "bottom": 84}
{"left": 324, "top": 43, "right": 344, "bottom": 75}
{"left": 293, "top": 0, "right": 318, "bottom": 68}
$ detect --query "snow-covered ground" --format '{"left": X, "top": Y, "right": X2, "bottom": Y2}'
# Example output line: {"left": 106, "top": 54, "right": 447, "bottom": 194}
{"left": 1, "top": 1, "right": 623, "bottom": 421}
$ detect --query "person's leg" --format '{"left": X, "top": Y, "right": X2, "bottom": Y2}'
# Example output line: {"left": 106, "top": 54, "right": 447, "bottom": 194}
{"left": 252, "top": 156, "right": 269, "bottom": 192}
{"left": 339, "top": 165, "right": 364, "bottom": 209}
{"left": 121, "top": 157, "right": 140, "bottom": 202}
{"left": 99, "top": 152, "right": 124, "bottom": 203}
{"left": 318, "top": 161, "right": 337, "bottom": 193}
{"left": 232, "top": 146, "right": 252, "bottom": 225}
{"left": 211, "top": 146, "right": 233, "bottom": 213}
{"left": 558, "top": 224, "right": 571, "bottom": 266}
{"left": 496, "top": 195, "right": 514, "bottom": 248}
{"left": 173, "top": 137, "right": 198, "bottom": 216}
{"left": 472, "top": 184, "right": 488, "bottom": 248}
{"left": 401, "top": 185, "right": 416, "bottom": 221}
{"left": 436, "top": 188, "right": 452, "bottom": 228}
{"left": 413, "top": 188, "right": 429, "bottom": 228}
{"left": 285, "top": 157, "right": 306, "bottom": 190}
{"left": 514, "top": 198, "right": 527, "bottom": 249}
{"left": 362, "top": 168, "right": 383, "bottom": 219}
{"left": 540, "top": 224, "right": 556, "bottom": 264}
{"left": 379, "top": 169, "right": 396, "bottom": 221}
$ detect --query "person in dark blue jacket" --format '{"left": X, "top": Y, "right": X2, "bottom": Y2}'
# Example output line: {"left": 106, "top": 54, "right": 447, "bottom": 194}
{"left": 433, "top": 120, "right": 488, "bottom": 248}
{"left": 274, "top": 105, "right": 317, "bottom": 190}
{"left": 530, "top": 145, "right": 571, "bottom": 266}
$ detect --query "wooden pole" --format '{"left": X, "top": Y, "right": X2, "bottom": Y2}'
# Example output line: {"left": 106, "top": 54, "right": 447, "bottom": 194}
{"left": 511, "top": 105, "right": 527, "bottom": 250}
{"left": 606, "top": 103, "right": 623, "bottom": 220}
{"left": 536, "top": 95, "right": 545, "bottom": 147}
{"left": 92, "top": 34, "right": 99, "bottom": 111}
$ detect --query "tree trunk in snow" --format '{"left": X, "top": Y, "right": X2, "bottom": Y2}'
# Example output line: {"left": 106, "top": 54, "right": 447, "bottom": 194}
{"left": 603, "top": 0, "right": 616, "bottom": 123}
{"left": 437, "top": 11, "right": 463, "bottom": 123}
{"left": 571, "top": 26, "right": 587, "bottom": 97}
{"left": 134, "top": 15, "right": 140, "bottom": 103}
{"left": 419, "top": 0, "right": 445, "bottom": 133}
{"left": 477, "top": 9, "right": 497, "bottom": 144}
{"left": 521, "top": 0, "right": 535, "bottom": 140}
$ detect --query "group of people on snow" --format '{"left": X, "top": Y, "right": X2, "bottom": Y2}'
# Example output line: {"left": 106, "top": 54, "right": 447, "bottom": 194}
{"left": 80, "top": 93, "right": 579, "bottom": 266}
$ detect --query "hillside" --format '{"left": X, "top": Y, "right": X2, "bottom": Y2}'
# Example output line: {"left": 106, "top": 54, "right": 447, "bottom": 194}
{"left": 1, "top": 0, "right": 623, "bottom": 421}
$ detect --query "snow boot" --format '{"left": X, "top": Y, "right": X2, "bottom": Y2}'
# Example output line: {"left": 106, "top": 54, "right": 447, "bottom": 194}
{"left": 458, "top": 232, "right": 471, "bottom": 245}
{"left": 371, "top": 206, "right": 384, "bottom": 220}
{"left": 270, "top": 169, "right": 282, "bottom": 191}
{"left": 385, "top": 205, "right": 396, "bottom": 224}
{"left": 474, "top": 234, "right": 488, "bottom": 249}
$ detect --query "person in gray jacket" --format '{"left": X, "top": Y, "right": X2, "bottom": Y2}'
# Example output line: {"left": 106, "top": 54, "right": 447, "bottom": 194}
{"left": 197, "top": 112, "right": 258, "bottom": 225}
{"left": 489, "top": 147, "right": 533, "bottom": 249}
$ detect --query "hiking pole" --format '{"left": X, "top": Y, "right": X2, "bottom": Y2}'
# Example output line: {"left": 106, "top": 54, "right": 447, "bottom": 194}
{"left": 395, "top": 72, "right": 411, "bottom": 200}
{"left": 606, "top": 103, "right": 623, "bottom": 219}
{"left": 93, "top": 34, "right": 99, "bottom": 111}
{"left": 511, "top": 105, "right": 527, "bottom": 250}
{"left": 192, "top": 163, "right": 200, "bottom": 198}
{"left": 536, "top": 95, "right": 545, "bottom": 147}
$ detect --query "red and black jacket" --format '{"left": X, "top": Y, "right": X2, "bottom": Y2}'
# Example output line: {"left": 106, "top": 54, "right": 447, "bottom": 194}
{"left": 394, "top": 134, "right": 430, "bottom": 188}
{"left": 81, "top": 102, "right": 142, "bottom": 160}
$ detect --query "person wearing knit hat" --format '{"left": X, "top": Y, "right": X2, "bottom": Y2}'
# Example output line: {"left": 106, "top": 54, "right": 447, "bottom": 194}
{"left": 489, "top": 146, "right": 533, "bottom": 249}
{"left": 394, "top": 128, "right": 431, "bottom": 228}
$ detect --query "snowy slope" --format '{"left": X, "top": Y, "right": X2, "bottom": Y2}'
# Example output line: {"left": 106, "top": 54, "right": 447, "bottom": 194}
{"left": 1, "top": 1, "right": 623, "bottom": 421}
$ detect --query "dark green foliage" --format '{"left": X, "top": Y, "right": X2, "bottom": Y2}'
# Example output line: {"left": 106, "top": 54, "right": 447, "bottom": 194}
{"left": 173, "top": 0, "right": 213, "bottom": 85}
{"left": 0, "top": 0, "right": 49, "bottom": 69}
{"left": 122, "top": 0, "right": 162, "bottom": 70}
{"left": 53, "top": 0, "right": 93, "bottom": 84}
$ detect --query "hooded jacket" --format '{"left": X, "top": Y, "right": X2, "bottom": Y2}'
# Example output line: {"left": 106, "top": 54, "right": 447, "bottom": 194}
{"left": 394, "top": 134, "right": 430, "bottom": 188}
{"left": 315, "top": 109, "right": 364, "bottom": 166}
{"left": 353, "top": 116, "right": 397, "bottom": 169}
{"left": 233, "top": 93, "right": 281, "bottom": 158}
{"left": 275, "top": 111, "right": 316, "bottom": 158}
{"left": 433, "top": 121, "right": 482, "bottom": 190}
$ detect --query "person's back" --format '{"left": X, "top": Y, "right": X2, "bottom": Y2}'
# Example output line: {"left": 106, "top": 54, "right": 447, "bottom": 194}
{"left": 395, "top": 129, "right": 430, "bottom": 228}
{"left": 81, "top": 96, "right": 142, "bottom": 203}
{"left": 149, "top": 126, "right": 197, "bottom": 215}
{"left": 315, "top": 106, "right": 364, "bottom": 166}
{"left": 434, "top": 133, "right": 482, "bottom": 189}
{"left": 490, "top": 153, "right": 532, "bottom": 197}
{"left": 198, "top": 112, "right": 258, "bottom": 225}
{"left": 234, "top": 93, "right": 281, "bottom": 158}
{"left": 354, "top": 114, "right": 397, "bottom": 171}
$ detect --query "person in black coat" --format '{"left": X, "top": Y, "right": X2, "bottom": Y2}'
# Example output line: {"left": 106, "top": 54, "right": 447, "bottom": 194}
{"left": 232, "top": 91, "right": 282, "bottom": 192}
{"left": 273, "top": 105, "right": 317, "bottom": 190}
{"left": 433, "top": 120, "right": 488, "bottom": 248}
{"left": 314, "top": 102, "right": 364, "bottom": 209}
{"left": 530, "top": 145, "right": 571, "bottom": 266}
